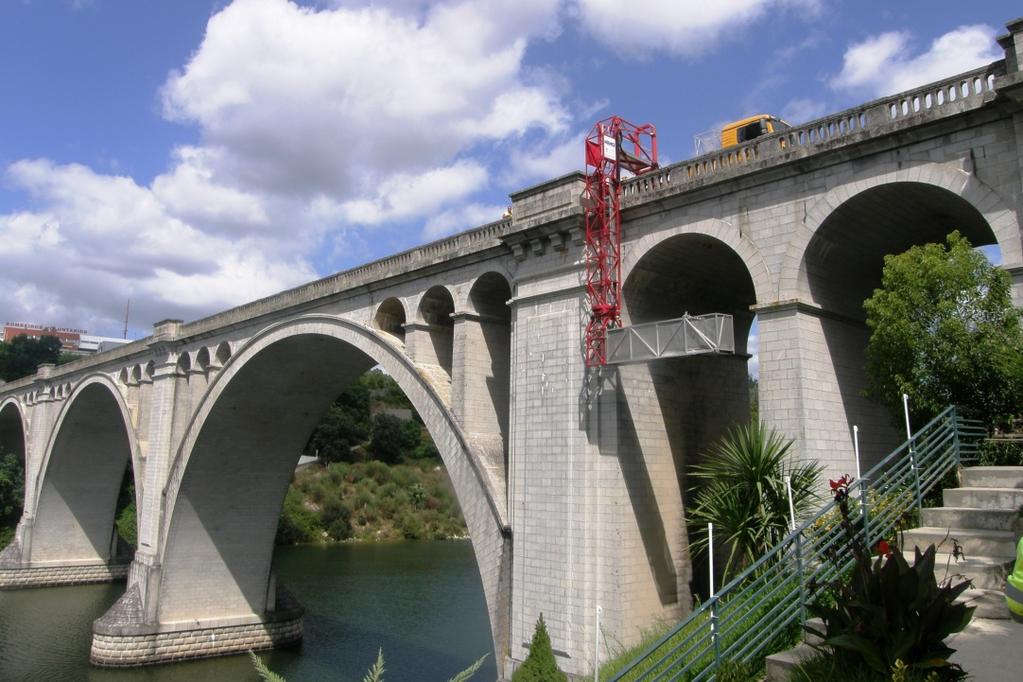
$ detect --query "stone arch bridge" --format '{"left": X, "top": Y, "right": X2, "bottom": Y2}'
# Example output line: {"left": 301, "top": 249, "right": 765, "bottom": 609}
{"left": 2, "top": 21, "right": 1022, "bottom": 679}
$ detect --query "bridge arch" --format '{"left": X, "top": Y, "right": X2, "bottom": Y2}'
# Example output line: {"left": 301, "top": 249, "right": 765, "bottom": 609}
{"left": 417, "top": 285, "right": 456, "bottom": 377}
{"left": 781, "top": 171, "right": 1014, "bottom": 468}
{"left": 373, "top": 296, "right": 407, "bottom": 342}
{"left": 156, "top": 315, "right": 508, "bottom": 657}
{"left": 623, "top": 219, "right": 772, "bottom": 308}
{"left": 0, "top": 398, "right": 27, "bottom": 462}
{"left": 781, "top": 162, "right": 1022, "bottom": 300}
{"left": 30, "top": 375, "right": 139, "bottom": 565}
{"left": 615, "top": 232, "right": 759, "bottom": 607}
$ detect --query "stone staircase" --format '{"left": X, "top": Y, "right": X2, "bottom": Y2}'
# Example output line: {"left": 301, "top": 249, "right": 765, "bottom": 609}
{"left": 765, "top": 466, "right": 1022, "bottom": 680}
{"left": 902, "top": 466, "right": 1022, "bottom": 617}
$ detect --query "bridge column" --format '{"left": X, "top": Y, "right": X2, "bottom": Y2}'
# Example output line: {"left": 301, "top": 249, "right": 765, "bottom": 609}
{"left": 91, "top": 322, "right": 304, "bottom": 667}
{"left": 1, "top": 367, "right": 134, "bottom": 589}
{"left": 755, "top": 300, "right": 897, "bottom": 480}
{"left": 506, "top": 288, "right": 700, "bottom": 678}
{"left": 0, "top": 370, "right": 55, "bottom": 578}
{"left": 450, "top": 311, "right": 509, "bottom": 481}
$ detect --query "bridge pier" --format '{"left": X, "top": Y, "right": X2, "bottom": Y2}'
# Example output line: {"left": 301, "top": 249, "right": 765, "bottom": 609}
{"left": 89, "top": 573, "right": 303, "bottom": 667}
{"left": 0, "top": 520, "right": 130, "bottom": 589}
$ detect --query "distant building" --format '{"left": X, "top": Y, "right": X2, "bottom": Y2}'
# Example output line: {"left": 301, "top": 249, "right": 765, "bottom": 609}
{"left": 2, "top": 323, "right": 131, "bottom": 355}
{"left": 3, "top": 322, "right": 84, "bottom": 351}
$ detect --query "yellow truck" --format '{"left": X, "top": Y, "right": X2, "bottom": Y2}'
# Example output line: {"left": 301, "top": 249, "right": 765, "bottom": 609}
{"left": 719, "top": 115, "right": 791, "bottom": 147}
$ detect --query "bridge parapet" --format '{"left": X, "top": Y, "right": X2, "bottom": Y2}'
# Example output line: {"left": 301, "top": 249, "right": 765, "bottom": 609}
{"left": 622, "top": 61, "right": 1007, "bottom": 206}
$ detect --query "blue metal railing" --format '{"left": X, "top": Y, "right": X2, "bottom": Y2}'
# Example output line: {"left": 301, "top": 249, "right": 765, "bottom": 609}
{"left": 610, "top": 406, "right": 984, "bottom": 681}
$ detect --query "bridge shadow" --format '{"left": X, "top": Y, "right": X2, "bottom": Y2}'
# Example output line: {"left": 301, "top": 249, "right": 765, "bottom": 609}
{"left": 600, "top": 370, "right": 679, "bottom": 607}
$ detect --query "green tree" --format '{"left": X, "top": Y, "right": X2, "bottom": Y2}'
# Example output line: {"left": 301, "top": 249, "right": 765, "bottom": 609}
{"left": 511, "top": 614, "right": 567, "bottom": 682}
{"left": 0, "top": 449, "right": 25, "bottom": 550}
{"left": 307, "top": 405, "right": 371, "bottom": 463}
{"left": 688, "top": 421, "right": 822, "bottom": 581}
{"left": 369, "top": 413, "right": 406, "bottom": 464}
{"left": 863, "top": 231, "right": 1023, "bottom": 427}
{"left": 0, "top": 334, "right": 62, "bottom": 381}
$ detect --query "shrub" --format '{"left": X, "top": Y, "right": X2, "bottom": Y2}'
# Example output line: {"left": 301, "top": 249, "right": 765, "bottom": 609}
{"left": 977, "top": 439, "right": 1023, "bottom": 466}
{"left": 688, "top": 421, "right": 822, "bottom": 580}
{"left": 276, "top": 487, "right": 323, "bottom": 545}
{"left": 809, "top": 476, "right": 973, "bottom": 680}
{"left": 512, "top": 615, "right": 567, "bottom": 682}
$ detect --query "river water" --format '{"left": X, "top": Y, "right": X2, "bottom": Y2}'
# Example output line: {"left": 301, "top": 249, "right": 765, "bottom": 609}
{"left": 0, "top": 541, "right": 496, "bottom": 681}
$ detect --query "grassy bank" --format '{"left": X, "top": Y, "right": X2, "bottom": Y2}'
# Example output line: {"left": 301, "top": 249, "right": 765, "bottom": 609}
{"left": 276, "top": 459, "right": 466, "bottom": 544}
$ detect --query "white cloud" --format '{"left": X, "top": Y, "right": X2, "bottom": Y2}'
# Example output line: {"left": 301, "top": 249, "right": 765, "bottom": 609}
{"left": 501, "top": 136, "right": 580, "bottom": 187}
{"left": 152, "top": 147, "right": 270, "bottom": 233}
{"left": 0, "top": 159, "right": 315, "bottom": 336}
{"left": 161, "top": 0, "right": 566, "bottom": 199}
{"left": 0, "top": 0, "right": 574, "bottom": 336}
{"left": 832, "top": 25, "right": 1001, "bottom": 97}
{"left": 339, "top": 161, "right": 488, "bottom": 226}
{"left": 422, "top": 203, "right": 507, "bottom": 240}
{"left": 573, "top": 0, "right": 820, "bottom": 58}
{"left": 781, "top": 97, "right": 827, "bottom": 124}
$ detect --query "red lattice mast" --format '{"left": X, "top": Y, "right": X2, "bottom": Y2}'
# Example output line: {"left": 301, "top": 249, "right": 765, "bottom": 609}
{"left": 583, "top": 116, "right": 658, "bottom": 366}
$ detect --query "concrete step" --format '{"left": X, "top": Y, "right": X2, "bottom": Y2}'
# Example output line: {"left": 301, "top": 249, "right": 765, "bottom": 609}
{"left": 961, "top": 466, "right": 1023, "bottom": 489}
{"left": 943, "top": 487, "right": 1023, "bottom": 510}
{"left": 901, "top": 551, "right": 1012, "bottom": 590}
{"left": 921, "top": 506, "right": 1018, "bottom": 531}
{"left": 764, "top": 641, "right": 817, "bottom": 682}
{"left": 900, "top": 527, "right": 1016, "bottom": 558}
{"left": 959, "top": 588, "right": 1010, "bottom": 620}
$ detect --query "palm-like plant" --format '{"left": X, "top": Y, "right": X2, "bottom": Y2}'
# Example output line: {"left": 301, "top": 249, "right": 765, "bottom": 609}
{"left": 688, "top": 420, "right": 822, "bottom": 581}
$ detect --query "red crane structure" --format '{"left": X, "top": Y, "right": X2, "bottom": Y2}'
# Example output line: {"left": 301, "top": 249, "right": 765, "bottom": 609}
{"left": 583, "top": 116, "right": 658, "bottom": 367}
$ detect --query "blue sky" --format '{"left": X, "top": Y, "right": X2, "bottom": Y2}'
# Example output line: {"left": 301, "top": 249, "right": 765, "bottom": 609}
{"left": 0, "top": 0, "right": 1017, "bottom": 343}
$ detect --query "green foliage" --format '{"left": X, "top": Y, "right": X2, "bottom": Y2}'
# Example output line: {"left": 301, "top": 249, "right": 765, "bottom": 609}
{"left": 276, "top": 461, "right": 465, "bottom": 545}
{"left": 248, "top": 647, "right": 488, "bottom": 682}
{"left": 977, "top": 439, "right": 1023, "bottom": 466}
{"left": 748, "top": 375, "right": 759, "bottom": 423}
{"left": 688, "top": 421, "right": 822, "bottom": 580}
{"left": 512, "top": 615, "right": 567, "bottom": 682}
{"left": 113, "top": 467, "right": 137, "bottom": 547}
{"left": 249, "top": 650, "right": 287, "bottom": 682}
{"left": 715, "top": 658, "right": 757, "bottom": 682}
{"left": 275, "top": 486, "right": 324, "bottom": 544}
{"left": 363, "top": 649, "right": 386, "bottom": 682}
{"left": 793, "top": 651, "right": 945, "bottom": 681}
{"left": 369, "top": 414, "right": 407, "bottom": 464}
{"left": 0, "top": 449, "right": 25, "bottom": 550}
{"left": 809, "top": 481, "right": 972, "bottom": 680}
{"left": 305, "top": 370, "right": 438, "bottom": 465}
{"left": 863, "top": 231, "right": 1023, "bottom": 427}
{"left": 0, "top": 334, "right": 62, "bottom": 381}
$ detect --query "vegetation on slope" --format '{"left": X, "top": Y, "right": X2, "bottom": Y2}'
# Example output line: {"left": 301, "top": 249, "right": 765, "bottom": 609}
{"left": 276, "top": 459, "right": 466, "bottom": 544}
{"left": 276, "top": 369, "right": 464, "bottom": 544}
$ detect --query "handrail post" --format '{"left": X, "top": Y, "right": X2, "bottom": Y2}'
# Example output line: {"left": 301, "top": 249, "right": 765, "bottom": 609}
{"left": 951, "top": 407, "right": 962, "bottom": 470}
{"left": 904, "top": 394, "right": 924, "bottom": 514}
{"left": 711, "top": 596, "right": 721, "bottom": 670}
{"left": 861, "top": 477, "right": 871, "bottom": 547}
{"left": 795, "top": 531, "right": 806, "bottom": 627}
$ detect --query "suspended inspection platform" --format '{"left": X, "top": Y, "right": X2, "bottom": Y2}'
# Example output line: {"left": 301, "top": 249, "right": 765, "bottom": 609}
{"left": 604, "top": 313, "right": 735, "bottom": 366}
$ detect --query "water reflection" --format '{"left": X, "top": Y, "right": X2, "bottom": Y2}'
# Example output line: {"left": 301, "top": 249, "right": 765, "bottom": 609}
{"left": 0, "top": 541, "right": 494, "bottom": 681}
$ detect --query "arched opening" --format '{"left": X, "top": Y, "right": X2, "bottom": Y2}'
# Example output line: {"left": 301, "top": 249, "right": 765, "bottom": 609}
{"left": 0, "top": 401, "right": 26, "bottom": 551}
{"left": 215, "top": 341, "right": 232, "bottom": 367}
{"left": 418, "top": 286, "right": 455, "bottom": 377}
{"left": 176, "top": 352, "right": 192, "bottom": 377}
{"left": 155, "top": 325, "right": 503, "bottom": 675}
{"left": 374, "top": 297, "right": 407, "bottom": 342}
{"left": 801, "top": 181, "right": 999, "bottom": 467}
{"left": 618, "top": 233, "right": 758, "bottom": 605}
{"left": 195, "top": 347, "right": 211, "bottom": 375}
{"left": 465, "top": 273, "right": 512, "bottom": 467}
{"left": 31, "top": 382, "right": 137, "bottom": 564}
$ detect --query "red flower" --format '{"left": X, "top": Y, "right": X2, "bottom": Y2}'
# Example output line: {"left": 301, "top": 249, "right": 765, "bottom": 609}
{"left": 877, "top": 539, "right": 893, "bottom": 557}
{"left": 829, "top": 474, "right": 853, "bottom": 491}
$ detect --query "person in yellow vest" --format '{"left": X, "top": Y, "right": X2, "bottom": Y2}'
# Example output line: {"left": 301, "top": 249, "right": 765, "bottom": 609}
{"left": 1008, "top": 536, "right": 1023, "bottom": 622}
